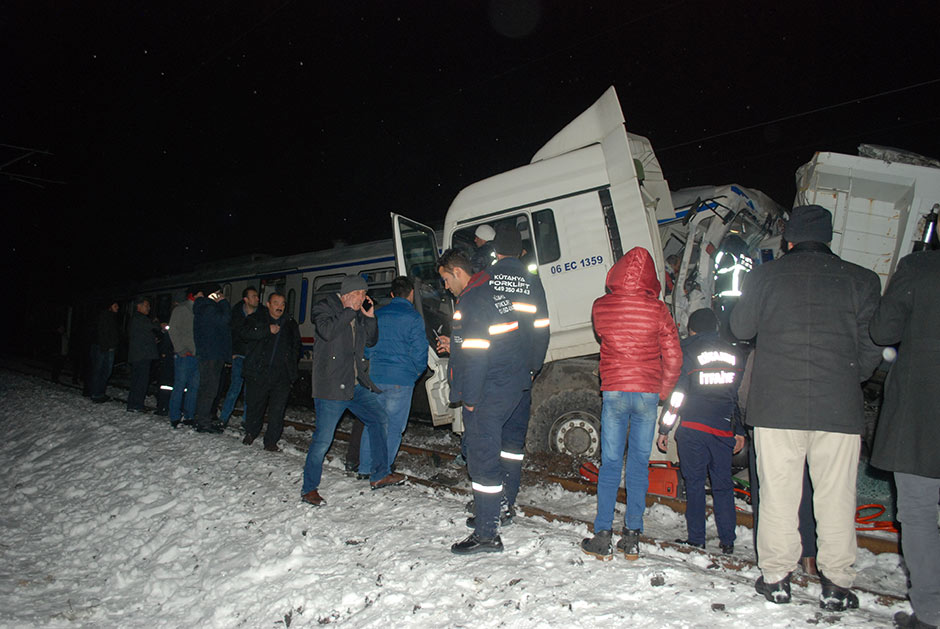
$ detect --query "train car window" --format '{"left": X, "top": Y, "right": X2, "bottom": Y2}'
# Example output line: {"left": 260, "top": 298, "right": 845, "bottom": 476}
{"left": 452, "top": 214, "right": 537, "bottom": 268}
{"left": 312, "top": 274, "right": 345, "bottom": 318}
{"left": 287, "top": 289, "right": 296, "bottom": 319}
{"left": 532, "top": 209, "right": 561, "bottom": 264}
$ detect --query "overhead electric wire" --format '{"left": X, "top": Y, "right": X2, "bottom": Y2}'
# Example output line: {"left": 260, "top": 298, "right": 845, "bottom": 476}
{"left": 658, "top": 78, "right": 940, "bottom": 152}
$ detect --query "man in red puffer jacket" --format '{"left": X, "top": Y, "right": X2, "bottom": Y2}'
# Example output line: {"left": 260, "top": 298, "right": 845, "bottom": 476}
{"left": 581, "top": 246, "right": 682, "bottom": 561}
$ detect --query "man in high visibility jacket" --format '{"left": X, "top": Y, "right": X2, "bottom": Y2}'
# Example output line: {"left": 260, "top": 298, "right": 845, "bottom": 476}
{"left": 437, "top": 248, "right": 527, "bottom": 554}
{"left": 657, "top": 307, "right": 745, "bottom": 554}
{"left": 479, "top": 224, "right": 550, "bottom": 527}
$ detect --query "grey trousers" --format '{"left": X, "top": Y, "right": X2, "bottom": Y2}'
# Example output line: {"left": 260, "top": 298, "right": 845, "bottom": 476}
{"left": 895, "top": 472, "right": 940, "bottom": 626}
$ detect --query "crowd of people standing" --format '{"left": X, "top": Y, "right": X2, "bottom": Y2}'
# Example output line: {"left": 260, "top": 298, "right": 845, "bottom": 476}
{"left": 64, "top": 208, "right": 937, "bottom": 625}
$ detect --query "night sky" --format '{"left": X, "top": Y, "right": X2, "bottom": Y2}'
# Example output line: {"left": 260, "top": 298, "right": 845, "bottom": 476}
{"left": 4, "top": 1, "right": 940, "bottom": 311}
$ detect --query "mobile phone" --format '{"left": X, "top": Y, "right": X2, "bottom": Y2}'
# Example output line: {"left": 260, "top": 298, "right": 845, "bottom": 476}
{"left": 362, "top": 298, "right": 372, "bottom": 312}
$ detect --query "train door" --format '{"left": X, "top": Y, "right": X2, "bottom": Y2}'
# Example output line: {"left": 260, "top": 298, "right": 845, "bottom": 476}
{"left": 391, "top": 213, "right": 457, "bottom": 426}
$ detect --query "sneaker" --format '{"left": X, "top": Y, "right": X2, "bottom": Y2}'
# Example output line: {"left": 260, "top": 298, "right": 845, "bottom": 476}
{"left": 719, "top": 542, "right": 734, "bottom": 555}
{"left": 263, "top": 444, "right": 281, "bottom": 453}
{"left": 242, "top": 434, "right": 256, "bottom": 445}
{"left": 466, "top": 504, "right": 516, "bottom": 529}
{"left": 894, "top": 611, "right": 938, "bottom": 628}
{"left": 580, "top": 530, "right": 613, "bottom": 560}
{"left": 675, "top": 538, "right": 706, "bottom": 549}
{"left": 755, "top": 574, "right": 791, "bottom": 604}
{"left": 819, "top": 574, "right": 859, "bottom": 612}
{"left": 370, "top": 472, "right": 405, "bottom": 490}
{"left": 617, "top": 529, "right": 641, "bottom": 560}
{"left": 451, "top": 533, "right": 503, "bottom": 555}
{"left": 170, "top": 420, "right": 180, "bottom": 429}
{"left": 301, "top": 490, "right": 325, "bottom": 507}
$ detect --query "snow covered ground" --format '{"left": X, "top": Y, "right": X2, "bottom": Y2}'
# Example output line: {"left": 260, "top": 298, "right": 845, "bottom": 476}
{"left": 0, "top": 371, "right": 911, "bottom": 627}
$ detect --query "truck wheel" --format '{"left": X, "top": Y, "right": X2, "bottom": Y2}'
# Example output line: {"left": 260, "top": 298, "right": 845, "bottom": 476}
{"left": 528, "top": 390, "right": 602, "bottom": 458}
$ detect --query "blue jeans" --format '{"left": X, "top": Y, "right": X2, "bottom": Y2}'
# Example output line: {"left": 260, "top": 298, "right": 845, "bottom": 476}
{"left": 302, "top": 385, "right": 390, "bottom": 494}
{"left": 219, "top": 356, "right": 245, "bottom": 424}
{"left": 90, "top": 346, "right": 115, "bottom": 399}
{"left": 594, "top": 390, "right": 658, "bottom": 533}
{"left": 358, "top": 383, "right": 414, "bottom": 475}
{"left": 169, "top": 355, "right": 200, "bottom": 422}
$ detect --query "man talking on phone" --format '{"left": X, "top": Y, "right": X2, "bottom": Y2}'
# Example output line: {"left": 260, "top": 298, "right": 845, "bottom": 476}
{"left": 301, "top": 275, "right": 404, "bottom": 507}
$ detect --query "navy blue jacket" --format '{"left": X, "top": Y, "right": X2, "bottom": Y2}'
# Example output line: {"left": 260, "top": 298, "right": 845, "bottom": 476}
{"left": 193, "top": 296, "right": 232, "bottom": 361}
{"left": 448, "top": 271, "right": 527, "bottom": 407}
{"left": 489, "top": 256, "right": 550, "bottom": 380}
{"left": 364, "top": 297, "right": 427, "bottom": 386}
{"left": 662, "top": 331, "right": 743, "bottom": 437}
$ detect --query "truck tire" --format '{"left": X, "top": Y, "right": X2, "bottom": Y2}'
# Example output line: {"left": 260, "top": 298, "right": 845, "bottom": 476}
{"left": 527, "top": 389, "right": 602, "bottom": 457}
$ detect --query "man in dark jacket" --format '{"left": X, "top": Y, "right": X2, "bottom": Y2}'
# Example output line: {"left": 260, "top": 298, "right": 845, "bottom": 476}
{"left": 481, "top": 224, "right": 550, "bottom": 526}
{"left": 730, "top": 205, "right": 882, "bottom": 610}
{"left": 869, "top": 249, "right": 940, "bottom": 629}
{"left": 240, "top": 292, "right": 300, "bottom": 452}
{"left": 220, "top": 286, "right": 260, "bottom": 427}
{"left": 657, "top": 308, "right": 744, "bottom": 554}
{"left": 437, "top": 249, "right": 528, "bottom": 555}
{"left": 300, "top": 275, "right": 404, "bottom": 507}
{"left": 193, "top": 284, "right": 231, "bottom": 433}
{"left": 126, "top": 297, "right": 160, "bottom": 412}
{"left": 90, "top": 300, "right": 120, "bottom": 402}
{"left": 353, "top": 276, "right": 428, "bottom": 477}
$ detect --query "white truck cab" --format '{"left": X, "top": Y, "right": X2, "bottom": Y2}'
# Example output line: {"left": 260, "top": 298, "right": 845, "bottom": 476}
{"left": 392, "top": 86, "right": 678, "bottom": 457}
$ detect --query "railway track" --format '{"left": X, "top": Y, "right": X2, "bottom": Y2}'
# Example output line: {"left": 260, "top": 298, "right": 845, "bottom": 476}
{"left": 6, "top": 361, "right": 906, "bottom": 610}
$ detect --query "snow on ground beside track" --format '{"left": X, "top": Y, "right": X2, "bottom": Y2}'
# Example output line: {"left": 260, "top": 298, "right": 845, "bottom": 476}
{"left": 0, "top": 371, "right": 911, "bottom": 627}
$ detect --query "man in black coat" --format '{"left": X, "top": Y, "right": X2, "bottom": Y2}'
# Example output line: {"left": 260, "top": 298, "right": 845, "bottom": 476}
{"left": 192, "top": 283, "right": 231, "bottom": 433}
{"left": 220, "top": 286, "right": 260, "bottom": 427}
{"left": 90, "top": 300, "right": 120, "bottom": 402}
{"left": 240, "top": 292, "right": 300, "bottom": 452}
{"left": 126, "top": 297, "right": 160, "bottom": 412}
{"left": 300, "top": 275, "right": 404, "bottom": 507}
{"left": 731, "top": 205, "right": 882, "bottom": 610}
{"left": 869, "top": 249, "right": 940, "bottom": 629}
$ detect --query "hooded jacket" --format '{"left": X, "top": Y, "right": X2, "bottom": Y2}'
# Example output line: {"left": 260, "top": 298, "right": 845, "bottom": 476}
{"left": 591, "top": 247, "right": 682, "bottom": 398}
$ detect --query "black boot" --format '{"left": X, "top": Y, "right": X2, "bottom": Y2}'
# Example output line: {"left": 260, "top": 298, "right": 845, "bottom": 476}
{"left": 819, "top": 573, "right": 859, "bottom": 612}
{"left": 894, "top": 611, "right": 938, "bottom": 628}
{"left": 617, "top": 529, "right": 641, "bottom": 560}
{"left": 466, "top": 504, "right": 516, "bottom": 528}
{"left": 580, "top": 530, "right": 613, "bottom": 559}
{"left": 451, "top": 533, "right": 503, "bottom": 555}
{"left": 755, "top": 573, "right": 791, "bottom": 604}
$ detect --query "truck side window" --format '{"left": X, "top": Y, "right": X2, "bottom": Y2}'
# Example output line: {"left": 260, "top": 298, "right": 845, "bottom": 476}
{"left": 532, "top": 209, "right": 561, "bottom": 264}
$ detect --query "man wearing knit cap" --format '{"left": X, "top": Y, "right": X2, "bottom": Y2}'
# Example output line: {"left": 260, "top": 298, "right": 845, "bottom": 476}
{"left": 301, "top": 275, "right": 404, "bottom": 507}
{"left": 731, "top": 205, "right": 882, "bottom": 610}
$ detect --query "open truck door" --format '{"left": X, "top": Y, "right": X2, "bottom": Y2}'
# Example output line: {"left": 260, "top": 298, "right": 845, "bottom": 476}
{"left": 390, "top": 213, "right": 459, "bottom": 428}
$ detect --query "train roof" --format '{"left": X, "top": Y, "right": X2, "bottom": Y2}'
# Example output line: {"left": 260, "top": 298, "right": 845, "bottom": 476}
{"left": 134, "top": 237, "right": 396, "bottom": 294}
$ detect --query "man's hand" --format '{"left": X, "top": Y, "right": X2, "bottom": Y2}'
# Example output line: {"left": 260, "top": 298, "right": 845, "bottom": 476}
{"left": 656, "top": 434, "right": 669, "bottom": 453}
{"left": 464, "top": 403, "right": 474, "bottom": 412}
{"left": 436, "top": 335, "right": 450, "bottom": 353}
{"left": 733, "top": 435, "right": 746, "bottom": 454}
{"left": 340, "top": 292, "right": 363, "bottom": 311}
{"left": 269, "top": 324, "right": 280, "bottom": 334}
